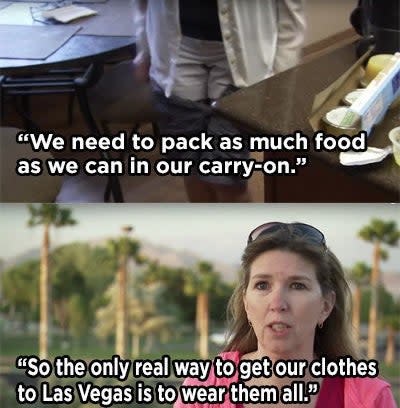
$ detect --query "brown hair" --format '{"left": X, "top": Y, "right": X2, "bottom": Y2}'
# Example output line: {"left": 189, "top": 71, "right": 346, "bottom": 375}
{"left": 224, "top": 225, "right": 358, "bottom": 358}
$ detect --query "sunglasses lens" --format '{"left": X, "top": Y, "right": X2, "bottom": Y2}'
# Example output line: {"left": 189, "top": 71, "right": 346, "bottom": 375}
{"left": 248, "top": 222, "right": 326, "bottom": 247}
{"left": 248, "top": 222, "right": 283, "bottom": 243}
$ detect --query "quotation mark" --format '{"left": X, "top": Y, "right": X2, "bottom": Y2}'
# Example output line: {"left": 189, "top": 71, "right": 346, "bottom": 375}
{"left": 16, "top": 132, "right": 30, "bottom": 143}
{"left": 307, "top": 382, "right": 319, "bottom": 395}
{"left": 296, "top": 157, "right": 307, "bottom": 166}
{"left": 16, "top": 356, "right": 29, "bottom": 369}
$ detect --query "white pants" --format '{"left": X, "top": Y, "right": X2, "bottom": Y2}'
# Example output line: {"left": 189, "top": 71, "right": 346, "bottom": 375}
{"left": 170, "top": 35, "right": 235, "bottom": 101}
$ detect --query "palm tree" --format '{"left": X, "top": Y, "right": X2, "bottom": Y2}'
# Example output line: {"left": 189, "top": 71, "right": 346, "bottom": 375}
{"left": 2, "top": 260, "right": 39, "bottom": 322}
{"left": 27, "top": 204, "right": 76, "bottom": 359}
{"left": 138, "top": 262, "right": 194, "bottom": 323}
{"left": 128, "top": 282, "right": 176, "bottom": 357}
{"left": 106, "top": 227, "right": 143, "bottom": 359}
{"left": 348, "top": 262, "right": 371, "bottom": 344}
{"left": 358, "top": 218, "right": 399, "bottom": 359}
{"left": 184, "top": 261, "right": 221, "bottom": 359}
{"left": 95, "top": 280, "right": 176, "bottom": 357}
{"left": 0, "top": 257, "right": 4, "bottom": 309}
{"left": 380, "top": 312, "right": 400, "bottom": 365}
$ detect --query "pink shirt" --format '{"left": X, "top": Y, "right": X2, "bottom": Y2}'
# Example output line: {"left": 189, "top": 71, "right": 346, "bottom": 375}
{"left": 173, "top": 352, "right": 397, "bottom": 408}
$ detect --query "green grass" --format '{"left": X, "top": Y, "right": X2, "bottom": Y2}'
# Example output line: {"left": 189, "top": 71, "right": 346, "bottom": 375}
{"left": 1, "top": 331, "right": 216, "bottom": 408}
{"left": 0, "top": 331, "right": 222, "bottom": 362}
{"left": 1, "top": 332, "right": 207, "bottom": 408}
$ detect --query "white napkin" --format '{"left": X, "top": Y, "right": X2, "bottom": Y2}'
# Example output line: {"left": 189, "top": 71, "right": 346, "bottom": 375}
{"left": 42, "top": 5, "right": 97, "bottom": 23}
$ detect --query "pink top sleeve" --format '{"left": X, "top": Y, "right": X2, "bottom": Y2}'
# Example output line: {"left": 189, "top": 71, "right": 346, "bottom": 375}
{"left": 344, "top": 376, "right": 398, "bottom": 408}
{"left": 373, "top": 386, "right": 397, "bottom": 408}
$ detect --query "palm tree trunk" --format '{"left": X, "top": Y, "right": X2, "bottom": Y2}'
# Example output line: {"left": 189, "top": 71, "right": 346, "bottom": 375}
{"left": 54, "top": 299, "right": 69, "bottom": 337}
{"left": 131, "top": 333, "right": 140, "bottom": 358}
{"left": 144, "top": 334, "right": 154, "bottom": 353}
{"left": 195, "top": 295, "right": 201, "bottom": 352}
{"left": 367, "top": 242, "right": 380, "bottom": 359}
{"left": 352, "top": 287, "right": 362, "bottom": 343}
{"left": 199, "top": 292, "right": 209, "bottom": 359}
{"left": 116, "top": 232, "right": 130, "bottom": 359}
{"left": 385, "top": 327, "right": 395, "bottom": 365}
{"left": 116, "top": 262, "right": 127, "bottom": 358}
{"left": 39, "top": 223, "right": 49, "bottom": 359}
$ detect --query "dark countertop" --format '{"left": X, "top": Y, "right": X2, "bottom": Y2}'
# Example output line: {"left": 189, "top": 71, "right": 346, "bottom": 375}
{"left": 214, "top": 43, "right": 400, "bottom": 198}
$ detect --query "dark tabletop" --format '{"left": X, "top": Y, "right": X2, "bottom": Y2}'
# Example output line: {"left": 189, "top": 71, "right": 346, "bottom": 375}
{"left": 214, "top": 43, "right": 400, "bottom": 196}
{"left": 0, "top": 35, "right": 136, "bottom": 75}
{"left": 0, "top": 1, "right": 136, "bottom": 75}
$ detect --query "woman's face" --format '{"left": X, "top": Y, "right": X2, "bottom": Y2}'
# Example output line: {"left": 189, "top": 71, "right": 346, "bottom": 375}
{"left": 244, "top": 249, "right": 334, "bottom": 360}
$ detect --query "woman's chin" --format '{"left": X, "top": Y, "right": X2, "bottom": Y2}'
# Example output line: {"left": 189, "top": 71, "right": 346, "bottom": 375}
{"left": 260, "top": 344, "right": 293, "bottom": 359}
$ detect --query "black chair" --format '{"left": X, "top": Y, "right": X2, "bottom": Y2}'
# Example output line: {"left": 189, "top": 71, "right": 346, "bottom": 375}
{"left": 0, "top": 64, "right": 134, "bottom": 202}
{"left": 1, "top": 61, "right": 161, "bottom": 202}
{"left": 80, "top": 61, "right": 160, "bottom": 201}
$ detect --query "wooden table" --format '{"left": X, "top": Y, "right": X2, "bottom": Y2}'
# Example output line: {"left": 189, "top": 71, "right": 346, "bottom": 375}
{"left": 214, "top": 43, "right": 400, "bottom": 203}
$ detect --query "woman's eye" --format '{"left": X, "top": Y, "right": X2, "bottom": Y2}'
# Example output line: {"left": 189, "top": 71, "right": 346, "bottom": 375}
{"left": 291, "top": 282, "right": 306, "bottom": 290}
{"left": 255, "top": 281, "right": 269, "bottom": 290}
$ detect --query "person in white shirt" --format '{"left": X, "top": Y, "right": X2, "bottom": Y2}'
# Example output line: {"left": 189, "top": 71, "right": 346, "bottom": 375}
{"left": 133, "top": 0, "right": 306, "bottom": 202}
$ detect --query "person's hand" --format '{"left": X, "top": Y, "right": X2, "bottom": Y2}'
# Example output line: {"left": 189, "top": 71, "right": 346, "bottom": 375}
{"left": 133, "top": 59, "right": 150, "bottom": 83}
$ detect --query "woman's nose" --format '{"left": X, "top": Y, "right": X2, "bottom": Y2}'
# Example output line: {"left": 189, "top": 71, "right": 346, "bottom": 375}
{"left": 268, "top": 288, "right": 288, "bottom": 312}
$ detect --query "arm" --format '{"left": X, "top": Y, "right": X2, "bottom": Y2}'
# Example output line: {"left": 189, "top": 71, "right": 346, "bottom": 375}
{"left": 273, "top": 0, "right": 306, "bottom": 74}
{"left": 374, "top": 385, "right": 398, "bottom": 408}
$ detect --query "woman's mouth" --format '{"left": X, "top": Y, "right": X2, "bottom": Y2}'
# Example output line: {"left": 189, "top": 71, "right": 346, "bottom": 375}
{"left": 268, "top": 322, "right": 291, "bottom": 335}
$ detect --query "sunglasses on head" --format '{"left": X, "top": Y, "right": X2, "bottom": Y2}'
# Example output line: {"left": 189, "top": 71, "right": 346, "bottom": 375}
{"left": 247, "top": 222, "right": 327, "bottom": 248}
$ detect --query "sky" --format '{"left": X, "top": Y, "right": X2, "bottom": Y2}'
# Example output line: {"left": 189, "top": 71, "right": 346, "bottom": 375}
{"left": 0, "top": 203, "right": 399, "bottom": 272}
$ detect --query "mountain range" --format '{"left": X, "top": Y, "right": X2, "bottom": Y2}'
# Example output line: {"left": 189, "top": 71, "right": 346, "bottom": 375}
{"left": 1, "top": 238, "right": 240, "bottom": 282}
{"left": 2, "top": 239, "right": 399, "bottom": 297}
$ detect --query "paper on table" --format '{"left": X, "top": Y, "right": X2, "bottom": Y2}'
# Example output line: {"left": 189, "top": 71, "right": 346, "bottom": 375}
{"left": 66, "top": 0, "right": 134, "bottom": 36}
{"left": 41, "top": 5, "right": 97, "bottom": 23}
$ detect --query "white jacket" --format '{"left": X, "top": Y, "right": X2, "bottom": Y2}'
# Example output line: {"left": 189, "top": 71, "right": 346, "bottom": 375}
{"left": 133, "top": 0, "right": 306, "bottom": 97}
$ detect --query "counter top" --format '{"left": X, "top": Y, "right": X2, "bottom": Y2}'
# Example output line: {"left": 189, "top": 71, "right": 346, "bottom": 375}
{"left": 214, "top": 43, "right": 399, "bottom": 199}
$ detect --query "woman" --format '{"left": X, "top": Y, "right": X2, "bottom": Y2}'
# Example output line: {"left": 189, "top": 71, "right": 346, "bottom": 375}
{"left": 133, "top": 1, "right": 306, "bottom": 202}
{"left": 174, "top": 222, "right": 396, "bottom": 407}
